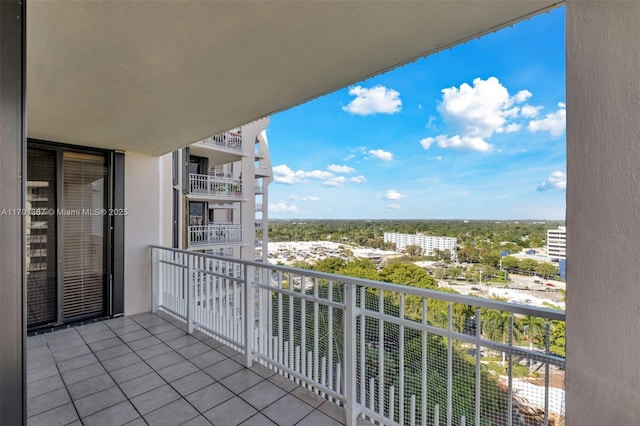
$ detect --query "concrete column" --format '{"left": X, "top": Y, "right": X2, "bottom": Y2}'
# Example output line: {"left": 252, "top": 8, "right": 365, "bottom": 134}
{"left": 566, "top": 1, "right": 640, "bottom": 424}
{"left": 0, "top": 1, "right": 26, "bottom": 423}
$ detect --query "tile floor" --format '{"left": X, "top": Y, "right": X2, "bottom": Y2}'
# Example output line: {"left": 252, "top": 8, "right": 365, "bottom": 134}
{"left": 27, "top": 312, "right": 347, "bottom": 426}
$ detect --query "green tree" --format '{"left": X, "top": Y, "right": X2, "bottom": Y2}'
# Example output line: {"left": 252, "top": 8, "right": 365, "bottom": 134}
{"left": 405, "top": 244, "right": 422, "bottom": 256}
{"left": 501, "top": 256, "right": 521, "bottom": 270}
{"left": 519, "top": 315, "right": 546, "bottom": 373}
{"left": 312, "top": 257, "right": 346, "bottom": 274}
{"left": 457, "top": 246, "right": 480, "bottom": 263}
{"left": 380, "top": 263, "right": 437, "bottom": 289}
{"left": 430, "top": 248, "right": 452, "bottom": 262}
{"left": 481, "top": 251, "right": 501, "bottom": 268}
{"left": 290, "top": 260, "right": 313, "bottom": 270}
{"left": 549, "top": 321, "right": 566, "bottom": 357}
{"left": 340, "top": 258, "right": 380, "bottom": 281}
{"left": 519, "top": 258, "right": 538, "bottom": 274}
{"left": 484, "top": 310, "right": 514, "bottom": 364}
{"left": 535, "top": 262, "right": 558, "bottom": 279}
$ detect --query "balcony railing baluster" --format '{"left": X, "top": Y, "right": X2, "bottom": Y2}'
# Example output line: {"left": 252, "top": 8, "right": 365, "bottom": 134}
{"left": 150, "top": 245, "right": 566, "bottom": 426}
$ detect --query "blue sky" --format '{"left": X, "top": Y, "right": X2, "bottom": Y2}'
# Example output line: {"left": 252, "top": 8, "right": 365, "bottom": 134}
{"left": 266, "top": 7, "right": 566, "bottom": 220}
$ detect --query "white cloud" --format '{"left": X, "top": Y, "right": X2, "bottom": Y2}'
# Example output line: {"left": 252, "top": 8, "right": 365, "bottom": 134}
{"left": 521, "top": 104, "right": 543, "bottom": 118}
{"left": 420, "top": 77, "right": 539, "bottom": 153}
{"left": 273, "top": 164, "right": 308, "bottom": 184}
{"left": 420, "top": 138, "right": 435, "bottom": 150}
{"left": 269, "top": 202, "right": 299, "bottom": 213}
{"left": 273, "top": 164, "right": 333, "bottom": 184}
{"left": 368, "top": 149, "right": 394, "bottom": 161}
{"left": 425, "top": 115, "right": 437, "bottom": 130}
{"left": 327, "top": 164, "right": 355, "bottom": 174}
{"left": 504, "top": 123, "right": 521, "bottom": 133}
{"left": 420, "top": 135, "right": 492, "bottom": 153}
{"left": 528, "top": 103, "right": 566, "bottom": 137}
{"left": 343, "top": 85, "right": 402, "bottom": 115}
{"left": 428, "top": 156, "right": 443, "bottom": 161}
{"left": 514, "top": 90, "right": 533, "bottom": 103}
{"left": 384, "top": 189, "right": 406, "bottom": 200}
{"left": 274, "top": 164, "right": 364, "bottom": 188}
{"left": 306, "top": 170, "right": 334, "bottom": 180}
{"left": 386, "top": 204, "right": 401, "bottom": 210}
{"left": 289, "top": 195, "right": 320, "bottom": 201}
{"left": 537, "top": 170, "right": 566, "bottom": 191}
{"left": 438, "top": 76, "right": 529, "bottom": 139}
{"left": 323, "top": 176, "right": 347, "bottom": 187}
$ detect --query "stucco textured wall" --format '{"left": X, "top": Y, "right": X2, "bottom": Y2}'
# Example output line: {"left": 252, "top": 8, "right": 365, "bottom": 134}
{"left": 566, "top": 1, "right": 640, "bottom": 424}
{"left": 124, "top": 152, "right": 170, "bottom": 315}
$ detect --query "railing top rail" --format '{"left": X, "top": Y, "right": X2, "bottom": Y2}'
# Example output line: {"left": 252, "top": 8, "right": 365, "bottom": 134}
{"left": 187, "top": 224, "right": 243, "bottom": 229}
{"left": 149, "top": 245, "right": 565, "bottom": 321}
{"left": 189, "top": 173, "right": 240, "bottom": 184}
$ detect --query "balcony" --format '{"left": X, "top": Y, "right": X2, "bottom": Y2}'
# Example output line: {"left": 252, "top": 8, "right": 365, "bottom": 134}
{"left": 254, "top": 165, "right": 271, "bottom": 178}
{"left": 25, "top": 247, "right": 566, "bottom": 425}
{"left": 189, "top": 174, "right": 244, "bottom": 199}
{"left": 188, "top": 225, "right": 244, "bottom": 247}
{"left": 26, "top": 313, "right": 343, "bottom": 425}
{"left": 255, "top": 220, "right": 263, "bottom": 229}
{"left": 148, "top": 247, "right": 566, "bottom": 426}
{"left": 195, "top": 130, "right": 243, "bottom": 153}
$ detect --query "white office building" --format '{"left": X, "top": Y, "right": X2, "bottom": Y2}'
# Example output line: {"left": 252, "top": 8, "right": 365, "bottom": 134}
{"left": 384, "top": 232, "right": 457, "bottom": 261}
{"left": 547, "top": 226, "right": 566, "bottom": 261}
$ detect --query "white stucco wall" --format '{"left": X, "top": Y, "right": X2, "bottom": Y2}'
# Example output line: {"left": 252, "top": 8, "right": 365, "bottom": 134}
{"left": 566, "top": 1, "right": 640, "bottom": 424}
{"left": 123, "top": 152, "right": 172, "bottom": 315}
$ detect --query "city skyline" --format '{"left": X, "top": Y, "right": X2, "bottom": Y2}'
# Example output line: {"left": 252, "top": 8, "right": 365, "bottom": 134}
{"left": 266, "top": 6, "right": 566, "bottom": 220}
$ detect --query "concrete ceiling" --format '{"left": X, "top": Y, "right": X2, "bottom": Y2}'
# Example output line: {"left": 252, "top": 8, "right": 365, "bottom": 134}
{"left": 27, "top": 1, "right": 562, "bottom": 156}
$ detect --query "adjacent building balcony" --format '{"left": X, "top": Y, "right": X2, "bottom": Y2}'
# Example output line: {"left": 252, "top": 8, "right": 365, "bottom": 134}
{"left": 188, "top": 225, "right": 244, "bottom": 247}
{"left": 189, "top": 174, "right": 244, "bottom": 199}
{"left": 255, "top": 219, "right": 263, "bottom": 229}
{"left": 254, "top": 165, "right": 271, "bottom": 178}
{"left": 194, "top": 130, "right": 243, "bottom": 153}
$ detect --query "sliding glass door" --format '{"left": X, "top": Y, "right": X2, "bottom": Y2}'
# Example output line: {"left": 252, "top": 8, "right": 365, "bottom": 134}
{"left": 26, "top": 145, "right": 110, "bottom": 329}
{"left": 62, "top": 152, "right": 108, "bottom": 320}
{"left": 26, "top": 149, "right": 58, "bottom": 327}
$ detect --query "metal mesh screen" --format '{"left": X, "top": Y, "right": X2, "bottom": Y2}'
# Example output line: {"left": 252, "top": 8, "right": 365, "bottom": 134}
{"left": 152, "top": 248, "right": 565, "bottom": 426}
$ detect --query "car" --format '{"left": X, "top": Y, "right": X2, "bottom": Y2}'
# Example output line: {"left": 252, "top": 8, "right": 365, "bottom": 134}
{"left": 470, "top": 286, "right": 480, "bottom": 291}
{"left": 534, "top": 279, "right": 542, "bottom": 284}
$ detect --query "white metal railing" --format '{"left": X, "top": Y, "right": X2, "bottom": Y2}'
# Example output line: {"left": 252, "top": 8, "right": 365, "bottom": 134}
{"left": 196, "top": 129, "right": 243, "bottom": 152}
{"left": 188, "top": 224, "right": 244, "bottom": 246}
{"left": 255, "top": 184, "right": 263, "bottom": 194}
{"left": 210, "top": 169, "right": 233, "bottom": 179}
{"left": 189, "top": 173, "right": 243, "bottom": 198}
{"left": 151, "top": 246, "right": 566, "bottom": 426}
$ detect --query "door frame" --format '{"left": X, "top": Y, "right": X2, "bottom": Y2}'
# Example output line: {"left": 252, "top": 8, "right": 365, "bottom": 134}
{"left": 26, "top": 139, "right": 124, "bottom": 328}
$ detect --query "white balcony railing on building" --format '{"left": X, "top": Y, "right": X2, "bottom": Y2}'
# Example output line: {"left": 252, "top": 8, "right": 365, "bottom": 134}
{"left": 151, "top": 246, "right": 566, "bottom": 426}
{"left": 196, "top": 130, "right": 243, "bottom": 152}
{"left": 189, "top": 174, "right": 243, "bottom": 198}
{"left": 255, "top": 183, "right": 263, "bottom": 194}
{"left": 188, "top": 224, "right": 243, "bottom": 247}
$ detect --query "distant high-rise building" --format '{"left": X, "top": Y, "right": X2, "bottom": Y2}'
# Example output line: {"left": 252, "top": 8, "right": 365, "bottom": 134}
{"left": 384, "top": 232, "right": 457, "bottom": 261}
{"left": 547, "top": 226, "right": 566, "bottom": 261}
